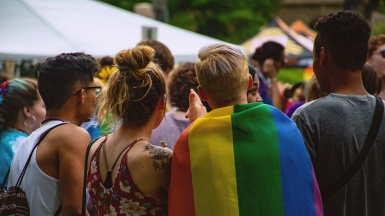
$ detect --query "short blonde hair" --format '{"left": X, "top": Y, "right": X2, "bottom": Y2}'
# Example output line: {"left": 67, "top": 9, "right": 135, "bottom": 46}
{"left": 195, "top": 44, "right": 249, "bottom": 102}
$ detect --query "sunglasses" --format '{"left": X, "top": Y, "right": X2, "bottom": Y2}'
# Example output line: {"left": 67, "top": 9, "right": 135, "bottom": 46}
{"left": 73, "top": 86, "right": 102, "bottom": 96}
{"left": 374, "top": 49, "right": 385, "bottom": 58}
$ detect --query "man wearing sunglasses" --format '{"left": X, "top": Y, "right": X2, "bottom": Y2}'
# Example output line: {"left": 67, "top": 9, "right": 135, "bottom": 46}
{"left": 368, "top": 34, "right": 385, "bottom": 99}
{"left": 8, "top": 52, "right": 99, "bottom": 215}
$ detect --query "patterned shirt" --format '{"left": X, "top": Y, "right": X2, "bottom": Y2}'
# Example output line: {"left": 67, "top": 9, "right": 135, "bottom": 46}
{"left": 87, "top": 138, "right": 167, "bottom": 215}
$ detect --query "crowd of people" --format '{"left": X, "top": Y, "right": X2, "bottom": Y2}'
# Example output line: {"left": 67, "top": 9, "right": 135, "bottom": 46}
{"left": 1, "top": 10, "right": 385, "bottom": 216}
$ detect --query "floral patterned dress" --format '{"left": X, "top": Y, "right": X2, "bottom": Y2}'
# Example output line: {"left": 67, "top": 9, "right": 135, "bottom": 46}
{"left": 87, "top": 138, "right": 167, "bottom": 216}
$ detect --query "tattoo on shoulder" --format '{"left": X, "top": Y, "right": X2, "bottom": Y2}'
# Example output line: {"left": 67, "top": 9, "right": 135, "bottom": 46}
{"left": 143, "top": 144, "right": 171, "bottom": 174}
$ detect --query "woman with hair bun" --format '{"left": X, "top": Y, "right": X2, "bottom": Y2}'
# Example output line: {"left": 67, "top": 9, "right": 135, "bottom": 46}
{"left": 250, "top": 41, "right": 286, "bottom": 110}
{"left": 87, "top": 45, "right": 171, "bottom": 215}
{"left": 0, "top": 78, "right": 46, "bottom": 189}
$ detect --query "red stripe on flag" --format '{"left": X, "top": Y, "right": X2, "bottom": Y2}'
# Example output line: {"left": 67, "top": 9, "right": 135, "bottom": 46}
{"left": 168, "top": 126, "right": 195, "bottom": 216}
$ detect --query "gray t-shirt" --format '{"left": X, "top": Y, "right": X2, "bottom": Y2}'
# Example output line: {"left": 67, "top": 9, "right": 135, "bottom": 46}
{"left": 292, "top": 94, "right": 385, "bottom": 216}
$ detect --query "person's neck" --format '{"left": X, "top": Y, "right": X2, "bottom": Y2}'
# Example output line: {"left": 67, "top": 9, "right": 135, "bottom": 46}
{"left": 329, "top": 70, "right": 369, "bottom": 96}
{"left": 44, "top": 110, "right": 78, "bottom": 125}
{"left": 110, "top": 123, "right": 153, "bottom": 146}
{"left": 210, "top": 96, "right": 248, "bottom": 109}
{"left": 13, "top": 122, "right": 31, "bottom": 135}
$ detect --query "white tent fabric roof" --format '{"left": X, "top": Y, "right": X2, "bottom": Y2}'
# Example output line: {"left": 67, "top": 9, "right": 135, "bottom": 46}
{"left": 0, "top": 0, "right": 240, "bottom": 62}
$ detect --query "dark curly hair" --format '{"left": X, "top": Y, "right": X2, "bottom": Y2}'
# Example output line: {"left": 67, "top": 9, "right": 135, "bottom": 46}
{"left": 168, "top": 62, "right": 198, "bottom": 112}
{"left": 314, "top": 11, "right": 371, "bottom": 71}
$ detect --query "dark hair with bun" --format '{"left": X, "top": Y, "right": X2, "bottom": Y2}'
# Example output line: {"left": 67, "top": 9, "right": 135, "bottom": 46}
{"left": 251, "top": 41, "right": 285, "bottom": 66}
{"left": 96, "top": 45, "right": 166, "bottom": 127}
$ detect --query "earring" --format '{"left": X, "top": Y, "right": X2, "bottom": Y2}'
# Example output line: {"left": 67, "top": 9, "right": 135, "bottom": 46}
{"left": 24, "top": 115, "right": 36, "bottom": 129}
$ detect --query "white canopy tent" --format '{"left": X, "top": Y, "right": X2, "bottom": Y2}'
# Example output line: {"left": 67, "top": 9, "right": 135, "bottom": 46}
{"left": 0, "top": 0, "right": 240, "bottom": 65}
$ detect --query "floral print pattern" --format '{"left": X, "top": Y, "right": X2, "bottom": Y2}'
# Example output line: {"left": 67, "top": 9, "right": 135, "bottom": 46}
{"left": 87, "top": 138, "right": 167, "bottom": 215}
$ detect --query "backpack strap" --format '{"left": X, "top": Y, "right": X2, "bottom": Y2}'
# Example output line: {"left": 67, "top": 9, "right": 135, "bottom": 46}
{"left": 14, "top": 122, "right": 68, "bottom": 187}
{"left": 321, "top": 97, "right": 384, "bottom": 200}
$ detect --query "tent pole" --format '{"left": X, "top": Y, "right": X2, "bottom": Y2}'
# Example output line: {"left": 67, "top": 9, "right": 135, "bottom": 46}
{"left": 15, "top": 60, "right": 21, "bottom": 78}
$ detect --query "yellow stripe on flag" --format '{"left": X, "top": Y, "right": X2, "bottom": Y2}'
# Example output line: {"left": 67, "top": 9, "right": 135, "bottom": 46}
{"left": 189, "top": 106, "right": 239, "bottom": 216}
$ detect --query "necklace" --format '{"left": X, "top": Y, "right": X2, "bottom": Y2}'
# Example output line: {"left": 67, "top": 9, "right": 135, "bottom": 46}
{"left": 41, "top": 118, "right": 65, "bottom": 125}
{"left": 15, "top": 128, "right": 29, "bottom": 135}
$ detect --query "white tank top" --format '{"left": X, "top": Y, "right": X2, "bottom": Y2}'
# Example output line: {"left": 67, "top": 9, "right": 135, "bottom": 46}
{"left": 8, "top": 121, "right": 65, "bottom": 215}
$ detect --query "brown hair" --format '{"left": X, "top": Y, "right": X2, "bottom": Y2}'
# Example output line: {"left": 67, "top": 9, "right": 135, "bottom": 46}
{"left": 368, "top": 35, "right": 385, "bottom": 57}
{"left": 137, "top": 39, "right": 175, "bottom": 75}
{"left": 362, "top": 64, "right": 382, "bottom": 95}
{"left": 96, "top": 45, "right": 166, "bottom": 127}
{"left": 168, "top": 62, "right": 198, "bottom": 112}
{"left": 306, "top": 75, "right": 328, "bottom": 102}
{"left": 0, "top": 78, "right": 39, "bottom": 131}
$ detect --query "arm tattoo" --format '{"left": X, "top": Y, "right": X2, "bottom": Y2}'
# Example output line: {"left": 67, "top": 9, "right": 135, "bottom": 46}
{"left": 143, "top": 144, "right": 171, "bottom": 174}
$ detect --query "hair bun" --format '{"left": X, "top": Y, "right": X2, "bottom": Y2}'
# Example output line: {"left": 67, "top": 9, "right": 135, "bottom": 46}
{"left": 115, "top": 45, "right": 155, "bottom": 72}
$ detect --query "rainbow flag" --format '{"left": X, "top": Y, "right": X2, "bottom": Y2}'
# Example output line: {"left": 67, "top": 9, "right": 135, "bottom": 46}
{"left": 169, "top": 102, "right": 323, "bottom": 216}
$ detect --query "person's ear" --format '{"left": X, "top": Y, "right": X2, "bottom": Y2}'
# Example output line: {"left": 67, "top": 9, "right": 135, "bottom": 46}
{"left": 75, "top": 89, "right": 86, "bottom": 105}
{"left": 247, "top": 74, "right": 253, "bottom": 90}
{"left": 197, "top": 86, "right": 208, "bottom": 101}
{"left": 22, "top": 106, "right": 32, "bottom": 118}
{"left": 158, "top": 94, "right": 167, "bottom": 109}
{"left": 320, "top": 47, "right": 327, "bottom": 65}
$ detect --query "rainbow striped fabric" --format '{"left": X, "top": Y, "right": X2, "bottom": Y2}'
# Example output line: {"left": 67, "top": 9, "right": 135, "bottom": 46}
{"left": 169, "top": 102, "right": 323, "bottom": 216}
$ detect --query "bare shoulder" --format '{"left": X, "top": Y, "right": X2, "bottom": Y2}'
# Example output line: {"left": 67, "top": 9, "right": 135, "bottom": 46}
{"left": 57, "top": 124, "right": 91, "bottom": 143}
{"left": 87, "top": 136, "right": 105, "bottom": 164}
{"left": 47, "top": 124, "right": 91, "bottom": 151}
{"left": 141, "top": 143, "right": 173, "bottom": 174}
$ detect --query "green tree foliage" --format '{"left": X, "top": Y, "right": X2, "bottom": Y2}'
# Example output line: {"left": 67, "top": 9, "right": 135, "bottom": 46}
{"left": 372, "top": 23, "right": 385, "bottom": 35}
{"left": 344, "top": 0, "right": 385, "bottom": 19}
{"left": 167, "top": 0, "right": 282, "bottom": 43}
{"left": 343, "top": 0, "right": 385, "bottom": 35}
{"left": 100, "top": 0, "right": 282, "bottom": 44}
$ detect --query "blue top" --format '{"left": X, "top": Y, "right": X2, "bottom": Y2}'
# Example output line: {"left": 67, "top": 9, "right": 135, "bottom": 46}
{"left": 81, "top": 116, "right": 101, "bottom": 141}
{"left": 0, "top": 129, "right": 28, "bottom": 189}
{"left": 257, "top": 72, "right": 272, "bottom": 105}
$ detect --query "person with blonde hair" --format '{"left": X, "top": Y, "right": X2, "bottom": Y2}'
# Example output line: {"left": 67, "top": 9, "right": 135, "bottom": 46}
{"left": 87, "top": 45, "right": 172, "bottom": 215}
{"left": 169, "top": 44, "right": 323, "bottom": 216}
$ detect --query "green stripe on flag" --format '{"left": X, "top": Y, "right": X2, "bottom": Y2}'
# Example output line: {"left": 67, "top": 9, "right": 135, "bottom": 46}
{"left": 232, "top": 104, "right": 284, "bottom": 215}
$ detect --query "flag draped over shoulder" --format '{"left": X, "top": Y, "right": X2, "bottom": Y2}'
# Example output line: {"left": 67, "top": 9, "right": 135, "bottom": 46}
{"left": 169, "top": 102, "right": 323, "bottom": 216}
